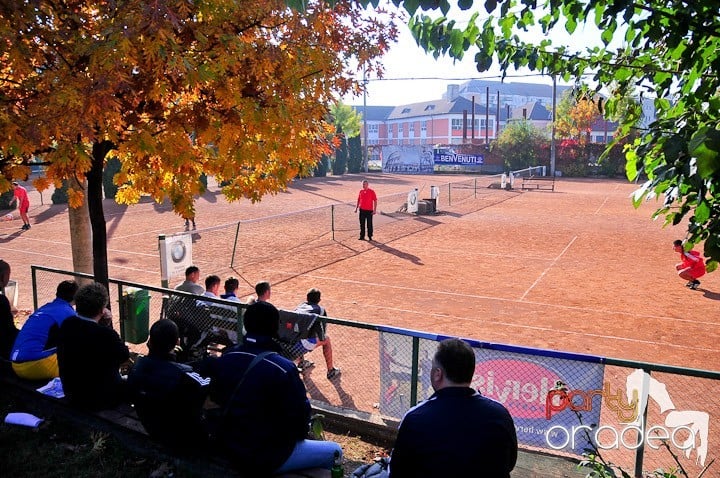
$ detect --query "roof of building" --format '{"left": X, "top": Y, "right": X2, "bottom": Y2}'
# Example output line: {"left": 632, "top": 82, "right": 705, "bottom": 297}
{"left": 510, "top": 102, "right": 552, "bottom": 121}
{"left": 351, "top": 105, "right": 395, "bottom": 122}
{"left": 455, "top": 79, "right": 573, "bottom": 98}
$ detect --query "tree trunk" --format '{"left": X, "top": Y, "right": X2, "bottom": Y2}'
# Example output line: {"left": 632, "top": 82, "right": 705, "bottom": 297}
{"left": 67, "top": 177, "right": 93, "bottom": 278}
{"left": 88, "top": 141, "right": 112, "bottom": 291}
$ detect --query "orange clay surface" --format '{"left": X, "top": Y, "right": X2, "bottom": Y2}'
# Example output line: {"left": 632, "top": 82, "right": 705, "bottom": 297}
{"left": 2, "top": 173, "right": 718, "bottom": 374}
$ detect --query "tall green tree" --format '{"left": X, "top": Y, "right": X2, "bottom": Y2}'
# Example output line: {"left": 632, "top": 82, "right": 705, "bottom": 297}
{"left": 348, "top": 135, "right": 363, "bottom": 173}
{"left": 289, "top": 0, "right": 720, "bottom": 267}
{"left": 493, "top": 119, "right": 549, "bottom": 170}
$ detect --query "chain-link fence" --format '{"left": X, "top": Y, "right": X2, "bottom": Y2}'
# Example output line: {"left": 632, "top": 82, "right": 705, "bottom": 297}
{"left": 30, "top": 265, "right": 718, "bottom": 476}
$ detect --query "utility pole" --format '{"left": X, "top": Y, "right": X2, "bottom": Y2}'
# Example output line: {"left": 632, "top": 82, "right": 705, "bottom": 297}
{"left": 550, "top": 75, "right": 557, "bottom": 177}
{"left": 363, "top": 68, "right": 369, "bottom": 173}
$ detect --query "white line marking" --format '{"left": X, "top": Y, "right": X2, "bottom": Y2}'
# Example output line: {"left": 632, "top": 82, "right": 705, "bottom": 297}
{"left": 520, "top": 235, "right": 577, "bottom": 301}
{"left": 594, "top": 196, "right": 610, "bottom": 215}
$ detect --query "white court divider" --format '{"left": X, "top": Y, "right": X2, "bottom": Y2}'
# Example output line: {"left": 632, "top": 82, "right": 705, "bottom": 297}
{"left": 500, "top": 173, "right": 507, "bottom": 189}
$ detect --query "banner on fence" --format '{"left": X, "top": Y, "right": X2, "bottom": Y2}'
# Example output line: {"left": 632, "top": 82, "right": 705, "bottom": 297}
{"left": 379, "top": 334, "right": 604, "bottom": 454}
{"left": 381, "top": 145, "right": 434, "bottom": 174}
{"left": 433, "top": 151, "right": 484, "bottom": 166}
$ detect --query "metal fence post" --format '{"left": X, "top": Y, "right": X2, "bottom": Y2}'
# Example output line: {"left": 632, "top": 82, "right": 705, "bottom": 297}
{"left": 117, "top": 283, "right": 125, "bottom": 342}
{"left": 410, "top": 336, "right": 420, "bottom": 407}
{"left": 634, "top": 369, "right": 651, "bottom": 478}
{"left": 31, "top": 266, "right": 38, "bottom": 310}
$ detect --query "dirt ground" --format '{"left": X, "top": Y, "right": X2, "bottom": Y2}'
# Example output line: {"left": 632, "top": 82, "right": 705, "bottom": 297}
{"left": 3, "top": 172, "right": 719, "bottom": 475}
{"left": 2, "top": 173, "right": 718, "bottom": 370}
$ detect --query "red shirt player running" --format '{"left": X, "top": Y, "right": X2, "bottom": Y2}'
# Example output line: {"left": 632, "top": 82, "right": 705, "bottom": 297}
{"left": 673, "top": 239, "right": 705, "bottom": 290}
{"left": 12, "top": 182, "right": 31, "bottom": 230}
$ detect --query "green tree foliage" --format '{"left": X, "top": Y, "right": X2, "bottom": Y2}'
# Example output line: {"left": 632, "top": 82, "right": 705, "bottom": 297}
{"left": 333, "top": 132, "right": 348, "bottom": 175}
{"left": 348, "top": 135, "right": 363, "bottom": 173}
{"left": 0, "top": 1, "right": 396, "bottom": 284}
{"left": 493, "top": 120, "right": 549, "bottom": 171}
{"left": 330, "top": 101, "right": 363, "bottom": 138}
{"left": 315, "top": 0, "right": 720, "bottom": 267}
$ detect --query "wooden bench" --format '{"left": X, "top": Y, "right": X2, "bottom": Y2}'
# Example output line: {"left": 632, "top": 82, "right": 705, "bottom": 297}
{"left": 520, "top": 175, "right": 556, "bottom": 191}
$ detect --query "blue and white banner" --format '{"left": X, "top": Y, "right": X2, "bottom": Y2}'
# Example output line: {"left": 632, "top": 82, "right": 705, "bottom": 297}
{"left": 379, "top": 334, "right": 605, "bottom": 455}
{"left": 434, "top": 152, "right": 484, "bottom": 165}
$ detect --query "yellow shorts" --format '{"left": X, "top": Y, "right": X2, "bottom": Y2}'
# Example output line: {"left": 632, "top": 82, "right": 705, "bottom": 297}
{"left": 12, "top": 354, "right": 59, "bottom": 381}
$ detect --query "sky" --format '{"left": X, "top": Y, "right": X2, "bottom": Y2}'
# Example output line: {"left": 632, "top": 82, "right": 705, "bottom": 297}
{"left": 342, "top": 4, "right": 612, "bottom": 108}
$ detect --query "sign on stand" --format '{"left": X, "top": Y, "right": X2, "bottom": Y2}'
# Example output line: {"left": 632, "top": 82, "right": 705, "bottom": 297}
{"left": 158, "top": 233, "right": 193, "bottom": 288}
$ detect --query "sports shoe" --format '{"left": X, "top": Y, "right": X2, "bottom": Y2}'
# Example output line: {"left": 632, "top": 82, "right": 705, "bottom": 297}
{"left": 690, "top": 280, "right": 701, "bottom": 290}
{"left": 297, "top": 359, "right": 314, "bottom": 371}
{"left": 685, "top": 280, "right": 695, "bottom": 288}
{"left": 327, "top": 367, "right": 341, "bottom": 380}
{"left": 358, "top": 236, "right": 365, "bottom": 240}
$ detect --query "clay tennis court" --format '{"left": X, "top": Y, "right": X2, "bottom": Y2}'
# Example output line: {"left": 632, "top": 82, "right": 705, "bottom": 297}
{"left": 4, "top": 172, "right": 720, "bottom": 474}
{"left": 2, "top": 173, "right": 718, "bottom": 372}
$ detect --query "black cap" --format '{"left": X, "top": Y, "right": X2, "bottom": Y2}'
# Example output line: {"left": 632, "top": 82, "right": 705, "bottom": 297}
{"left": 244, "top": 301, "right": 279, "bottom": 338}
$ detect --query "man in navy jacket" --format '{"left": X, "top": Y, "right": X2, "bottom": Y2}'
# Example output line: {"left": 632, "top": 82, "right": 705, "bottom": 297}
{"left": 202, "top": 300, "right": 341, "bottom": 476}
{"left": 390, "top": 338, "right": 517, "bottom": 477}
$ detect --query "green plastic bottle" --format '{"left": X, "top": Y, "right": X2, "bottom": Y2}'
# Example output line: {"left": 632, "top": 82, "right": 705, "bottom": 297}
{"left": 331, "top": 450, "right": 343, "bottom": 478}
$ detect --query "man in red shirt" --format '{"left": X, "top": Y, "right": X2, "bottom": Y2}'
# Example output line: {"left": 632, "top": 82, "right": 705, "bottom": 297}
{"left": 12, "top": 181, "right": 31, "bottom": 230}
{"left": 355, "top": 179, "right": 378, "bottom": 241}
{"left": 673, "top": 239, "right": 706, "bottom": 289}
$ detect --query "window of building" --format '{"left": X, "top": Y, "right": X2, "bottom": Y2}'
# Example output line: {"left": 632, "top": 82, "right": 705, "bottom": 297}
{"left": 401, "top": 108, "right": 411, "bottom": 114}
{"left": 451, "top": 118, "right": 463, "bottom": 130}
{"left": 409, "top": 123, "right": 415, "bottom": 134}
{"left": 421, "top": 121, "right": 427, "bottom": 132}
{"left": 424, "top": 105, "right": 435, "bottom": 111}
{"left": 368, "top": 124, "right": 379, "bottom": 133}
{"left": 398, "top": 124, "right": 403, "bottom": 134}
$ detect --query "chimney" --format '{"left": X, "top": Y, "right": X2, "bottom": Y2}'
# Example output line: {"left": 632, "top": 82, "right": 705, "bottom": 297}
{"left": 446, "top": 84, "right": 460, "bottom": 100}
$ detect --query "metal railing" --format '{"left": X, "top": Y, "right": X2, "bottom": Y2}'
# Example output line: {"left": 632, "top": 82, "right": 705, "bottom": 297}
{"left": 30, "top": 265, "right": 720, "bottom": 476}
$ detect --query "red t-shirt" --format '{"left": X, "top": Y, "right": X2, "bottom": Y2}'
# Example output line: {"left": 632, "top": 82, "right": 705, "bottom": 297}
{"left": 357, "top": 188, "right": 377, "bottom": 211}
{"left": 13, "top": 186, "right": 29, "bottom": 211}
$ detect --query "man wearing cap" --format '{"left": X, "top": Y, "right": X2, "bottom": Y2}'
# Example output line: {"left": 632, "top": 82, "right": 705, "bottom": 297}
{"left": 201, "top": 300, "right": 342, "bottom": 475}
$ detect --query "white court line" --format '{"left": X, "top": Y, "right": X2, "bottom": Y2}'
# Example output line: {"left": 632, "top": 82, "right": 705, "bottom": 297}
{"left": 322, "top": 299, "right": 720, "bottom": 353}
{"left": 262, "top": 267, "right": 720, "bottom": 329}
{"left": 520, "top": 235, "right": 577, "bottom": 301}
{"left": 594, "top": 196, "right": 610, "bottom": 215}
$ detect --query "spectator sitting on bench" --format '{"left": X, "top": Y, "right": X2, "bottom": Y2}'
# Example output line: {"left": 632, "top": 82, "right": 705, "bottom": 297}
{"left": 199, "top": 274, "right": 223, "bottom": 306}
{"left": 247, "top": 280, "right": 272, "bottom": 304}
{"left": 175, "top": 265, "right": 205, "bottom": 295}
{"left": 11, "top": 280, "right": 79, "bottom": 381}
{"left": 220, "top": 277, "right": 243, "bottom": 302}
{"left": 57, "top": 282, "right": 130, "bottom": 410}
{"left": 200, "top": 301, "right": 342, "bottom": 475}
{"left": 293, "top": 288, "right": 341, "bottom": 380}
{"left": 128, "top": 319, "right": 210, "bottom": 451}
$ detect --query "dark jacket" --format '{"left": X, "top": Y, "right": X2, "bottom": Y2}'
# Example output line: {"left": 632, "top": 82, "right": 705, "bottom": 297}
{"left": 0, "top": 294, "right": 18, "bottom": 360}
{"left": 127, "top": 354, "right": 210, "bottom": 450}
{"left": 390, "top": 387, "right": 517, "bottom": 478}
{"left": 201, "top": 334, "right": 310, "bottom": 475}
{"left": 57, "top": 316, "right": 129, "bottom": 410}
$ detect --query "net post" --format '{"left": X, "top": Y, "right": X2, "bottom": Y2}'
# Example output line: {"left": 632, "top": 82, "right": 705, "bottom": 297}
{"left": 230, "top": 222, "right": 241, "bottom": 269}
{"left": 448, "top": 183, "right": 451, "bottom": 206}
{"left": 331, "top": 204, "right": 335, "bottom": 241}
{"left": 474, "top": 177, "right": 477, "bottom": 198}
